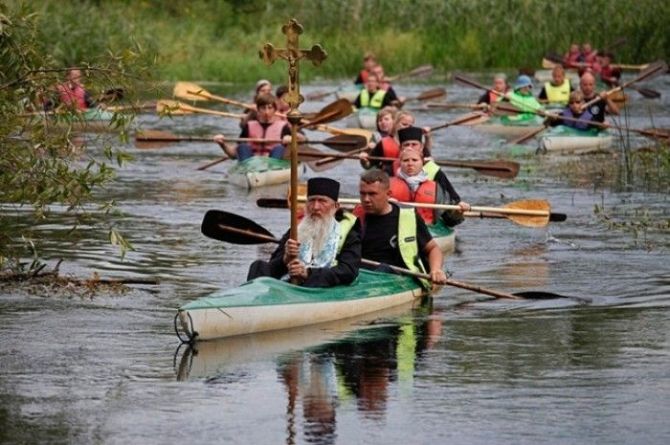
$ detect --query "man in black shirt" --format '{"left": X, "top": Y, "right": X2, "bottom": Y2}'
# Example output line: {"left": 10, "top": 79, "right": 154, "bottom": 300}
{"left": 355, "top": 169, "right": 447, "bottom": 290}
{"left": 578, "top": 72, "right": 619, "bottom": 122}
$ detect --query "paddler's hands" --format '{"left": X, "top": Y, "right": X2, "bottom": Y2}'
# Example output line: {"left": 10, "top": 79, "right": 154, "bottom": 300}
{"left": 287, "top": 259, "right": 309, "bottom": 281}
{"left": 283, "top": 238, "right": 300, "bottom": 265}
{"left": 213, "top": 134, "right": 226, "bottom": 146}
{"left": 430, "top": 269, "right": 448, "bottom": 287}
{"left": 457, "top": 201, "right": 471, "bottom": 212}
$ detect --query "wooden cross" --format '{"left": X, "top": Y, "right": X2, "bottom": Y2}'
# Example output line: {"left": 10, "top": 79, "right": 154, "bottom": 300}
{"left": 259, "top": 19, "right": 327, "bottom": 247}
{"left": 259, "top": 18, "right": 327, "bottom": 113}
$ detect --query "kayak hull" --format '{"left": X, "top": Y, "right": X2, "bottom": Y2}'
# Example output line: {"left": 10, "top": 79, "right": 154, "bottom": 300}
{"left": 226, "top": 156, "right": 292, "bottom": 189}
{"left": 355, "top": 107, "right": 378, "bottom": 130}
{"left": 539, "top": 126, "right": 613, "bottom": 154}
{"left": 177, "top": 269, "right": 426, "bottom": 341}
{"left": 429, "top": 220, "right": 456, "bottom": 254}
{"left": 473, "top": 116, "right": 545, "bottom": 139}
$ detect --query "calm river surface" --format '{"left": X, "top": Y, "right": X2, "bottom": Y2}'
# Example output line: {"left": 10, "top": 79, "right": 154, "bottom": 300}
{"left": 1, "top": 73, "right": 669, "bottom": 444}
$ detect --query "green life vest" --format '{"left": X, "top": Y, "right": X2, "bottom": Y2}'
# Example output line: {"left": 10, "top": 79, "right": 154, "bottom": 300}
{"left": 398, "top": 207, "right": 431, "bottom": 290}
{"left": 359, "top": 89, "right": 387, "bottom": 109}
{"left": 544, "top": 79, "right": 571, "bottom": 105}
{"left": 506, "top": 91, "right": 543, "bottom": 121}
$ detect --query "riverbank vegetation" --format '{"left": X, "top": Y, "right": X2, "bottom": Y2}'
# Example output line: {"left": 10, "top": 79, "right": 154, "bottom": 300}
{"left": 20, "top": 0, "right": 670, "bottom": 84}
{"left": 0, "top": 3, "right": 150, "bottom": 275}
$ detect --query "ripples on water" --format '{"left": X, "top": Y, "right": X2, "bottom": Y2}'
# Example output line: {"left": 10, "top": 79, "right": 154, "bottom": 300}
{"left": 1, "top": 76, "right": 669, "bottom": 444}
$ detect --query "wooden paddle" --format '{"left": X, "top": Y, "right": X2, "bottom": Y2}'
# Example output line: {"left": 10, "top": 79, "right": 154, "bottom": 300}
{"left": 294, "top": 151, "right": 519, "bottom": 179}
{"left": 255, "top": 197, "right": 565, "bottom": 227}
{"left": 401, "top": 87, "right": 447, "bottom": 104}
{"left": 428, "top": 112, "right": 491, "bottom": 133}
{"left": 495, "top": 102, "right": 670, "bottom": 141}
{"left": 173, "top": 81, "right": 256, "bottom": 110}
{"left": 387, "top": 64, "right": 434, "bottom": 81}
{"left": 200, "top": 209, "right": 575, "bottom": 300}
{"left": 299, "top": 98, "right": 354, "bottom": 128}
{"left": 542, "top": 54, "right": 661, "bottom": 99}
{"left": 581, "top": 60, "right": 667, "bottom": 110}
{"left": 156, "top": 100, "right": 246, "bottom": 118}
{"left": 425, "top": 102, "right": 489, "bottom": 111}
{"left": 134, "top": 130, "right": 367, "bottom": 150}
{"left": 306, "top": 64, "right": 434, "bottom": 101}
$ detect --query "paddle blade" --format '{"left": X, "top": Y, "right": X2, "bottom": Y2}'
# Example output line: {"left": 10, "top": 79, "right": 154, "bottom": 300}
{"left": 156, "top": 100, "right": 191, "bottom": 115}
{"left": 173, "top": 81, "right": 210, "bottom": 101}
{"left": 634, "top": 87, "right": 661, "bottom": 99}
{"left": 405, "top": 88, "right": 447, "bottom": 103}
{"left": 405, "top": 64, "right": 434, "bottom": 79}
{"left": 322, "top": 134, "right": 368, "bottom": 152}
{"left": 201, "top": 210, "right": 277, "bottom": 245}
{"left": 316, "top": 99, "right": 354, "bottom": 124}
{"left": 503, "top": 200, "right": 550, "bottom": 228}
{"left": 257, "top": 198, "right": 289, "bottom": 209}
{"left": 511, "top": 126, "right": 547, "bottom": 145}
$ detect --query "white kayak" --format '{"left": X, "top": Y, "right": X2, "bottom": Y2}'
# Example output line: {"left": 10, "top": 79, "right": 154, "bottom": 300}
{"left": 226, "top": 156, "right": 293, "bottom": 189}
{"left": 538, "top": 125, "right": 613, "bottom": 154}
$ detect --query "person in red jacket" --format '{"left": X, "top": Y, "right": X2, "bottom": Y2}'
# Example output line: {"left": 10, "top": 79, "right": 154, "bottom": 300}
{"left": 55, "top": 69, "right": 95, "bottom": 110}
{"left": 388, "top": 127, "right": 470, "bottom": 227}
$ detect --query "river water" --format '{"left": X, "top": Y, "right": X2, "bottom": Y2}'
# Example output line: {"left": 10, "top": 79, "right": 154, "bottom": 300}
{"left": 1, "top": 73, "right": 669, "bottom": 444}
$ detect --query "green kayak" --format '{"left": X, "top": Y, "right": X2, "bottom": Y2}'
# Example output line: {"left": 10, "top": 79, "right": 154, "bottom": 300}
{"left": 226, "top": 156, "right": 292, "bottom": 189}
{"left": 176, "top": 269, "right": 426, "bottom": 341}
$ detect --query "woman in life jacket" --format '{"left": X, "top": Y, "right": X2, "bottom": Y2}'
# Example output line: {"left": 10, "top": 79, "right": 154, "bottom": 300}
{"left": 388, "top": 126, "right": 470, "bottom": 227}
{"left": 360, "top": 111, "right": 433, "bottom": 176}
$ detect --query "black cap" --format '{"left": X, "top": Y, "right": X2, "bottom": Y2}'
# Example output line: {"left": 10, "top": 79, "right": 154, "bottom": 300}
{"left": 397, "top": 126, "right": 424, "bottom": 144}
{"left": 307, "top": 177, "right": 340, "bottom": 201}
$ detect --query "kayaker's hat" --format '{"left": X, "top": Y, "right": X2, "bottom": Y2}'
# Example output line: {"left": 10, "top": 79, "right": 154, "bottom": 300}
{"left": 397, "top": 126, "right": 424, "bottom": 145}
{"left": 514, "top": 75, "right": 533, "bottom": 90}
{"left": 307, "top": 177, "right": 340, "bottom": 202}
{"left": 255, "top": 79, "right": 271, "bottom": 94}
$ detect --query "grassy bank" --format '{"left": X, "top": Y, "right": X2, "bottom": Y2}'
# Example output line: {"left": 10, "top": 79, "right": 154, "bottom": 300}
{"left": 18, "top": 0, "right": 670, "bottom": 85}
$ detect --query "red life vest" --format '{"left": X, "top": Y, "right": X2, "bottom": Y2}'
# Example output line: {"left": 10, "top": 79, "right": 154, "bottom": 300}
{"left": 359, "top": 69, "right": 369, "bottom": 84}
{"left": 380, "top": 136, "right": 399, "bottom": 158}
{"left": 389, "top": 177, "right": 438, "bottom": 224}
{"left": 246, "top": 119, "right": 286, "bottom": 155}
{"left": 57, "top": 83, "right": 87, "bottom": 110}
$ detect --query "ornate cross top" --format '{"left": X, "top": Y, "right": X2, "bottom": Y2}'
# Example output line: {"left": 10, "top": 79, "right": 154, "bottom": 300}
{"left": 259, "top": 18, "right": 327, "bottom": 111}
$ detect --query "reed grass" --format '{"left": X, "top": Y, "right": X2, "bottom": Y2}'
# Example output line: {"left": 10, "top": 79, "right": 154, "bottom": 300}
{"left": 17, "top": 0, "right": 670, "bottom": 82}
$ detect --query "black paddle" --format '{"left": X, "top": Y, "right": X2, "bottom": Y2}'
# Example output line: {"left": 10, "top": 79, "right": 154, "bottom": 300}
{"left": 201, "top": 209, "right": 584, "bottom": 302}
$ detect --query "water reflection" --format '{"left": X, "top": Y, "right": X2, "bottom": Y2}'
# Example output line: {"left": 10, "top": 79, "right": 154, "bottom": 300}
{"left": 175, "top": 301, "right": 440, "bottom": 444}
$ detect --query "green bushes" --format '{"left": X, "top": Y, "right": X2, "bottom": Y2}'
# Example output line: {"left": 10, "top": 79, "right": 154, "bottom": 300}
{"left": 16, "top": 0, "right": 670, "bottom": 81}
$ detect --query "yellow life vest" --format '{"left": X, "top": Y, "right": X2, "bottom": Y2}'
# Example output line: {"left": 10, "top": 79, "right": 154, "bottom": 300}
{"left": 359, "top": 89, "right": 387, "bottom": 109}
{"left": 398, "top": 208, "right": 431, "bottom": 290}
{"left": 544, "top": 79, "right": 571, "bottom": 105}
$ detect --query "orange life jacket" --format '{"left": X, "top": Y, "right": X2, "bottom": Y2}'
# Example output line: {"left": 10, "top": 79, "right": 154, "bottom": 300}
{"left": 246, "top": 119, "right": 286, "bottom": 155}
{"left": 389, "top": 177, "right": 438, "bottom": 224}
{"left": 380, "top": 136, "right": 399, "bottom": 158}
{"left": 57, "top": 83, "right": 87, "bottom": 110}
{"left": 359, "top": 69, "right": 369, "bottom": 84}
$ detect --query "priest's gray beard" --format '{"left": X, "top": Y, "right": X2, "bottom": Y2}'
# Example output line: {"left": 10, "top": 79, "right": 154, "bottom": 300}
{"left": 297, "top": 213, "right": 336, "bottom": 255}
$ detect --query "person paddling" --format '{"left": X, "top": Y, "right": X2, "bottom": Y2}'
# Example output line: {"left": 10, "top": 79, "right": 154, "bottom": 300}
{"left": 389, "top": 127, "right": 470, "bottom": 227}
{"left": 354, "top": 52, "right": 378, "bottom": 86}
{"left": 247, "top": 177, "right": 361, "bottom": 287}
{"left": 504, "top": 75, "right": 544, "bottom": 122}
{"left": 477, "top": 73, "right": 509, "bottom": 109}
{"left": 353, "top": 169, "right": 448, "bottom": 291}
{"left": 360, "top": 111, "right": 432, "bottom": 176}
{"left": 578, "top": 71, "right": 619, "bottom": 121}
{"left": 54, "top": 69, "right": 96, "bottom": 111}
{"left": 353, "top": 74, "right": 395, "bottom": 111}
{"left": 214, "top": 93, "right": 303, "bottom": 161}
{"left": 538, "top": 65, "right": 573, "bottom": 106}
{"left": 547, "top": 91, "right": 600, "bottom": 131}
